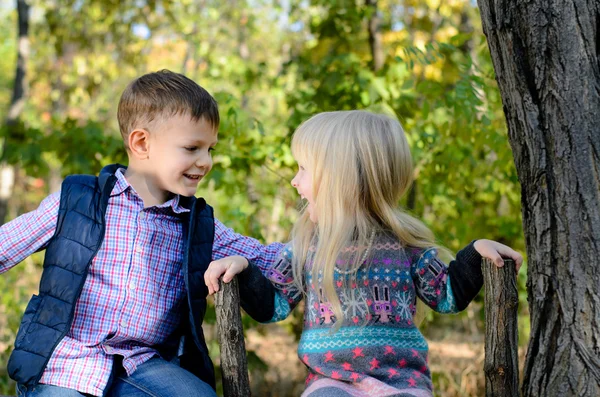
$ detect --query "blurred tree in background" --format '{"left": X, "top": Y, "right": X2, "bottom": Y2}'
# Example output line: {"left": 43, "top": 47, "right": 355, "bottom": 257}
{"left": 0, "top": 0, "right": 526, "bottom": 395}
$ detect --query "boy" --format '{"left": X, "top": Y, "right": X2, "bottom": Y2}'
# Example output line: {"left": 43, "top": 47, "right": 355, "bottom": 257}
{"left": 0, "top": 70, "right": 281, "bottom": 397}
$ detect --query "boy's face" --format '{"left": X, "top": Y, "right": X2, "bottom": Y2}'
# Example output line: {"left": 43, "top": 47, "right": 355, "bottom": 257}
{"left": 146, "top": 114, "right": 218, "bottom": 198}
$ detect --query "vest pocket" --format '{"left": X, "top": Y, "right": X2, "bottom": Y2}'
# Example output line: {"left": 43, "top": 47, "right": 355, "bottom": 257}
{"left": 14, "top": 294, "right": 42, "bottom": 349}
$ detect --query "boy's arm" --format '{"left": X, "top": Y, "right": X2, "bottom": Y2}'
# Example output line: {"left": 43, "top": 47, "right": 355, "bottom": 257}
{"left": 205, "top": 245, "right": 302, "bottom": 323}
{"left": 204, "top": 255, "right": 276, "bottom": 322}
{"left": 411, "top": 243, "right": 482, "bottom": 313}
{"left": 0, "top": 191, "right": 60, "bottom": 273}
{"left": 212, "top": 218, "right": 284, "bottom": 273}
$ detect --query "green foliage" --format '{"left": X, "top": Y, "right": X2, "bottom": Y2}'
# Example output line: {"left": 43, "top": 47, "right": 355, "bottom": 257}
{"left": 0, "top": 1, "right": 526, "bottom": 395}
{"left": 0, "top": 9, "right": 16, "bottom": 123}
{"left": 286, "top": 1, "right": 523, "bottom": 255}
{"left": 0, "top": 119, "right": 126, "bottom": 178}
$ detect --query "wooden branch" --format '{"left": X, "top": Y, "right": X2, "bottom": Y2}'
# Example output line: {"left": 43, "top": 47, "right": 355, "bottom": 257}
{"left": 365, "top": 0, "right": 384, "bottom": 72}
{"left": 483, "top": 258, "right": 519, "bottom": 397}
{"left": 214, "top": 277, "right": 251, "bottom": 397}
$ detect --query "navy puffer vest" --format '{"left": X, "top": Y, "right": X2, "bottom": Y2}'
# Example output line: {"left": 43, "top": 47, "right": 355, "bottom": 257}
{"left": 7, "top": 164, "right": 216, "bottom": 390}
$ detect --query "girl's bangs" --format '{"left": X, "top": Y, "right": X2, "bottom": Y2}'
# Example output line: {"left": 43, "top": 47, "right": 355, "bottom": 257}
{"left": 291, "top": 122, "right": 319, "bottom": 166}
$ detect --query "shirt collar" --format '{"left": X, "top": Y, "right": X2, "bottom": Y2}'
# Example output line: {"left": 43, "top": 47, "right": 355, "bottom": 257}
{"left": 110, "top": 168, "right": 190, "bottom": 214}
{"left": 157, "top": 194, "right": 190, "bottom": 214}
{"left": 110, "top": 167, "right": 131, "bottom": 197}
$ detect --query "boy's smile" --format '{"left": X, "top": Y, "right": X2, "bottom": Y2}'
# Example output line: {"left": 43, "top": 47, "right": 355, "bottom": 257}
{"left": 126, "top": 114, "right": 218, "bottom": 207}
{"left": 153, "top": 114, "right": 217, "bottom": 197}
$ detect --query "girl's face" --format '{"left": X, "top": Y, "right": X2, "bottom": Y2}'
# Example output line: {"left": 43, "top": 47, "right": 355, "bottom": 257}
{"left": 291, "top": 163, "right": 317, "bottom": 222}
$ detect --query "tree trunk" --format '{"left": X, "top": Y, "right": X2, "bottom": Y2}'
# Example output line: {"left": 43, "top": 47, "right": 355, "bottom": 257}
{"left": 476, "top": 1, "right": 600, "bottom": 396}
{"left": 0, "top": 0, "right": 30, "bottom": 226}
{"left": 215, "top": 277, "right": 251, "bottom": 397}
{"left": 366, "top": 0, "right": 383, "bottom": 72}
{"left": 238, "top": 7, "right": 250, "bottom": 110}
{"left": 483, "top": 258, "right": 519, "bottom": 397}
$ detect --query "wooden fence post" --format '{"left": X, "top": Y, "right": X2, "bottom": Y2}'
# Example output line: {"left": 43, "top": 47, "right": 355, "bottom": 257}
{"left": 214, "top": 277, "right": 251, "bottom": 397}
{"left": 483, "top": 258, "right": 519, "bottom": 397}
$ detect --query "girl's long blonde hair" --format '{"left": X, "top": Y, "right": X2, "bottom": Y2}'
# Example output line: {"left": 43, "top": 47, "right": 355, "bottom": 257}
{"left": 290, "top": 110, "right": 438, "bottom": 327}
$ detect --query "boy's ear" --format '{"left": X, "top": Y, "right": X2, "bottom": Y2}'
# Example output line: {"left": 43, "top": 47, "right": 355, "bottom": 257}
{"left": 128, "top": 128, "right": 151, "bottom": 160}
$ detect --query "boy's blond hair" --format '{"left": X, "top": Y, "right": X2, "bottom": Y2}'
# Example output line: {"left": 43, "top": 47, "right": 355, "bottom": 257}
{"left": 117, "top": 69, "right": 219, "bottom": 149}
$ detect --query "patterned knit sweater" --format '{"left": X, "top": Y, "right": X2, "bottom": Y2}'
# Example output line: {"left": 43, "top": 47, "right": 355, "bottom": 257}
{"left": 245, "top": 232, "right": 483, "bottom": 397}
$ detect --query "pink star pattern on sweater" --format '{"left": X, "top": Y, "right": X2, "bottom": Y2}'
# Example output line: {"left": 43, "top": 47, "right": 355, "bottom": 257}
{"left": 352, "top": 347, "right": 365, "bottom": 358}
{"left": 264, "top": 236, "right": 480, "bottom": 395}
{"left": 369, "top": 357, "right": 380, "bottom": 370}
{"left": 324, "top": 351, "right": 335, "bottom": 362}
{"left": 388, "top": 368, "right": 399, "bottom": 378}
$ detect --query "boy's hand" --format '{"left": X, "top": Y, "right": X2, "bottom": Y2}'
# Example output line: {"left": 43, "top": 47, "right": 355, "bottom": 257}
{"left": 474, "top": 239, "right": 524, "bottom": 271}
{"left": 204, "top": 255, "right": 249, "bottom": 295}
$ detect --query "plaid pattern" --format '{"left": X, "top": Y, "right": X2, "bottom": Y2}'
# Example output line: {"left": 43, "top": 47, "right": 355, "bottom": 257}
{"left": 0, "top": 168, "right": 283, "bottom": 395}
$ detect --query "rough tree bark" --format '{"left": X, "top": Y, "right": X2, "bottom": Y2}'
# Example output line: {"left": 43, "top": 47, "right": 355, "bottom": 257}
{"left": 476, "top": 1, "right": 600, "bottom": 396}
{"left": 215, "top": 278, "right": 251, "bottom": 397}
{"left": 483, "top": 258, "right": 519, "bottom": 397}
{"left": 0, "top": 0, "right": 30, "bottom": 226}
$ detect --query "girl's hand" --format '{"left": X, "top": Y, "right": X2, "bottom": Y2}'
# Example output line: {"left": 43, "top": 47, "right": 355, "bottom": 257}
{"left": 474, "top": 239, "right": 524, "bottom": 271}
{"left": 204, "top": 255, "right": 249, "bottom": 295}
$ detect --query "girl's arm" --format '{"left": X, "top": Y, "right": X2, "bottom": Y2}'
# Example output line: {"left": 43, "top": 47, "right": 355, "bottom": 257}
{"left": 204, "top": 255, "right": 276, "bottom": 322}
{"left": 262, "top": 244, "right": 303, "bottom": 323}
{"left": 411, "top": 242, "right": 482, "bottom": 313}
{"left": 204, "top": 244, "right": 303, "bottom": 323}
{"left": 411, "top": 240, "right": 523, "bottom": 313}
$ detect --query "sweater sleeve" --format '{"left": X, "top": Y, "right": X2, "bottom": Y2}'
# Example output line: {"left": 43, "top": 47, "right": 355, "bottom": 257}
{"left": 237, "top": 262, "right": 277, "bottom": 322}
{"left": 411, "top": 241, "right": 483, "bottom": 313}
{"left": 237, "top": 243, "right": 303, "bottom": 323}
{"left": 263, "top": 244, "right": 304, "bottom": 323}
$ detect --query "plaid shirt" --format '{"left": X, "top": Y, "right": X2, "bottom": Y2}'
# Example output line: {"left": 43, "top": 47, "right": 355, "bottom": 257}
{"left": 0, "top": 168, "right": 283, "bottom": 396}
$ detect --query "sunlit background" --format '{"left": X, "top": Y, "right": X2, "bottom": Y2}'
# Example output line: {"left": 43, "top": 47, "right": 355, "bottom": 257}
{"left": 0, "top": 1, "right": 528, "bottom": 395}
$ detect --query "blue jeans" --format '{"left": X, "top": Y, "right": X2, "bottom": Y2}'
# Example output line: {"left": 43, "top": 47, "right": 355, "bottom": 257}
{"left": 17, "top": 357, "right": 216, "bottom": 397}
{"left": 109, "top": 357, "right": 216, "bottom": 397}
{"left": 16, "top": 383, "right": 93, "bottom": 397}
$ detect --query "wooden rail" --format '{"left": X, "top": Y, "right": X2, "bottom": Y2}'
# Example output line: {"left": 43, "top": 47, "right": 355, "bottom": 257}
{"left": 214, "top": 260, "right": 521, "bottom": 397}
{"left": 214, "top": 277, "right": 251, "bottom": 397}
{"left": 483, "top": 258, "right": 520, "bottom": 397}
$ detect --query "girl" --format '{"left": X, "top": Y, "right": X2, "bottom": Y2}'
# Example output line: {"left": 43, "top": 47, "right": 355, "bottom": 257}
{"left": 205, "top": 110, "right": 523, "bottom": 397}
